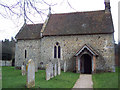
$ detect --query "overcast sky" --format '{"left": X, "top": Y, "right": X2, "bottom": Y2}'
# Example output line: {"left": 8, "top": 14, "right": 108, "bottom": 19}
{"left": 0, "top": 0, "right": 119, "bottom": 43}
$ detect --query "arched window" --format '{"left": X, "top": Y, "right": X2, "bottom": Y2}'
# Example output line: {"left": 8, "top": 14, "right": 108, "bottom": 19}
{"left": 54, "top": 46, "right": 57, "bottom": 58}
{"left": 25, "top": 50, "right": 27, "bottom": 58}
{"left": 58, "top": 46, "right": 61, "bottom": 58}
{"left": 54, "top": 42, "right": 61, "bottom": 59}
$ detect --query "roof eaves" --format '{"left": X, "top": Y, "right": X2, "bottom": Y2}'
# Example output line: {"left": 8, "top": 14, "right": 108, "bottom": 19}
{"left": 75, "top": 44, "right": 98, "bottom": 56}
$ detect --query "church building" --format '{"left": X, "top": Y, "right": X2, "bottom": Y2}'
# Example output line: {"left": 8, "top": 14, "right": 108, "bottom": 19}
{"left": 15, "top": 0, "right": 115, "bottom": 74}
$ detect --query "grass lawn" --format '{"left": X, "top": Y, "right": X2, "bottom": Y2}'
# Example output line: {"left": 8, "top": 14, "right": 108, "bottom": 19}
{"left": 2, "top": 66, "right": 80, "bottom": 88}
{"left": 92, "top": 67, "right": 119, "bottom": 88}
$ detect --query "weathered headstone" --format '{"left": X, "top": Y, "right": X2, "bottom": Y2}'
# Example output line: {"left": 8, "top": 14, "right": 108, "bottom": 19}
{"left": 21, "top": 65, "right": 26, "bottom": 76}
{"left": 26, "top": 59, "right": 35, "bottom": 88}
{"left": 50, "top": 62, "right": 54, "bottom": 78}
{"left": 46, "top": 61, "right": 54, "bottom": 80}
{"left": 54, "top": 63, "right": 57, "bottom": 76}
{"left": 64, "top": 60, "right": 67, "bottom": 72}
{"left": 35, "top": 61, "right": 38, "bottom": 72}
{"left": 58, "top": 60, "right": 61, "bottom": 75}
{"left": 46, "top": 64, "right": 50, "bottom": 80}
{"left": 112, "top": 66, "right": 115, "bottom": 72}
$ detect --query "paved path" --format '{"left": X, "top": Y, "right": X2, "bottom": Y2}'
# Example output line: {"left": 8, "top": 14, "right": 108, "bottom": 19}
{"left": 73, "top": 74, "right": 93, "bottom": 88}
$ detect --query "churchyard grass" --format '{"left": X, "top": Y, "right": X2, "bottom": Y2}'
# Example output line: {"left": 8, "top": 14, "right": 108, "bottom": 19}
{"left": 92, "top": 67, "right": 119, "bottom": 88}
{"left": 2, "top": 66, "right": 80, "bottom": 88}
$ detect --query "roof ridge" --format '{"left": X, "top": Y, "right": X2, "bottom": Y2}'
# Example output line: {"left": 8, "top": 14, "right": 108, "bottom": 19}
{"left": 26, "top": 23, "right": 43, "bottom": 26}
{"left": 51, "top": 10, "right": 105, "bottom": 15}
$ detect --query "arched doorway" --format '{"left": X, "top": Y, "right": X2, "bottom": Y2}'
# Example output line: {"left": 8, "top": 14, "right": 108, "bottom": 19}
{"left": 80, "top": 54, "right": 92, "bottom": 74}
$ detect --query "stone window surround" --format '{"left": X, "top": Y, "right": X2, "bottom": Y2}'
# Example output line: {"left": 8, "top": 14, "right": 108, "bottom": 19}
{"left": 54, "top": 42, "right": 61, "bottom": 59}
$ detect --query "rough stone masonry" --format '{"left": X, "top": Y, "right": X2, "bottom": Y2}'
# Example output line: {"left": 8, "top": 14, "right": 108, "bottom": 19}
{"left": 15, "top": 0, "right": 115, "bottom": 73}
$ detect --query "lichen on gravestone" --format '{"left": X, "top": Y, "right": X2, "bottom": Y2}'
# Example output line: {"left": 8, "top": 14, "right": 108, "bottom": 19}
{"left": 26, "top": 59, "right": 35, "bottom": 88}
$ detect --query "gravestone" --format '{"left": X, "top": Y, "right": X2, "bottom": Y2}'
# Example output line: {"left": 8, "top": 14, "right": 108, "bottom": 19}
{"left": 58, "top": 60, "right": 61, "bottom": 75}
{"left": 35, "top": 61, "right": 38, "bottom": 72}
{"left": 112, "top": 66, "right": 115, "bottom": 72}
{"left": 64, "top": 60, "right": 67, "bottom": 72}
{"left": 50, "top": 62, "right": 54, "bottom": 78}
{"left": 46, "top": 62, "right": 54, "bottom": 80}
{"left": 54, "top": 63, "right": 57, "bottom": 76}
{"left": 46, "top": 64, "right": 50, "bottom": 80}
{"left": 26, "top": 59, "right": 35, "bottom": 88}
{"left": 21, "top": 65, "right": 26, "bottom": 76}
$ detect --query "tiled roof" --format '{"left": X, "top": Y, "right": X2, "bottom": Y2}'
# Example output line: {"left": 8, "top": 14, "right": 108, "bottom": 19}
{"left": 43, "top": 10, "right": 114, "bottom": 36}
{"left": 15, "top": 23, "right": 43, "bottom": 40}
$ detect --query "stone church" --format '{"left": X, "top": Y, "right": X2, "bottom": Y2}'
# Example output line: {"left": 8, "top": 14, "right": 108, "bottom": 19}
{"left": 15, "top": 0, "right": 115, "bottom": 74}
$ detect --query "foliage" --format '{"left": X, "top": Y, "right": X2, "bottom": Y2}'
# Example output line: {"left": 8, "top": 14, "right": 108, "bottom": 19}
{"left": 2, "top": 38, "right": 15, "bottom": 60}
{"left": 2, "top": 66, "right": 80, "bottom": 88}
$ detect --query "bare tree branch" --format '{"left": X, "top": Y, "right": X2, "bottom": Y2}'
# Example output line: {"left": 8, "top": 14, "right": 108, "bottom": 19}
{"left": 0, "top": 0, "right": 76, "bottom": 24}
{"left": 67, "top": 0, "right": 77, "bottom": 11}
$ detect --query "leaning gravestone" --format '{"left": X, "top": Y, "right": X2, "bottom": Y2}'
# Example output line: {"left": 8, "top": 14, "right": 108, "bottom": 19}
{"left": 58, "top": 60, "right": 61, "bottom": 75}
{"left": 21, "top": 65, "right": 26, "bottom": 76}
{"left": 26, "top": 59, "right": 35, "bottom": 88}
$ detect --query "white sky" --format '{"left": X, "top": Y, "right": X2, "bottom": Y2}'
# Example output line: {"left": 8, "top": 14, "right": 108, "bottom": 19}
{"left": 0, "top": 0, "right": 119, "bottom": 43}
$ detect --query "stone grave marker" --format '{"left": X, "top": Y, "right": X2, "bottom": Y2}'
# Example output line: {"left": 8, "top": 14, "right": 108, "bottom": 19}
{"left": 26, "top": 59, "right": 35, "bottom": 88}
{"left": 46, "top": 64, "right": 50, "bottom": 80}
{"left": 50, "top": 62, "right": 54, "bottom": 78}
{"left": 112, "top": 66, "right": 115, "bottom": 72}
{"left": 54, "top": 63, "right": 57, "bottom": 76}
{"left": 58, "top": 60, "right": 61, "bottom": 75}
{"left": 64, "top": 60, "right": 67, "bottom": 72}
{"left": 21, "top": 65, "right": 26, "bottom": 76}
{"left": 35, "top": 61, "right": 38, "bottom": 72}
{"left": 46, "top": 62, "right": 54, "bottom": 80}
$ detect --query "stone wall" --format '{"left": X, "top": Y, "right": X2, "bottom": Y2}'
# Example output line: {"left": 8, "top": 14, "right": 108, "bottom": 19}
{"left": 0, "top": 60, "right": 12, "bottom": 66}
{"left": 40, "top": 34, "right": 115, "bottom": 72}
{"left": 15, "top": 33, "right": 115, "bottom": 72}
{"left": 15, "top": 39, "right": 40, "bottom": 71}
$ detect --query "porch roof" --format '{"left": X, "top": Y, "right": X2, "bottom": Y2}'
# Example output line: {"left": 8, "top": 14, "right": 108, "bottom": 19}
{"left": 75, "top": 44, "right": 98, "bottom": 56}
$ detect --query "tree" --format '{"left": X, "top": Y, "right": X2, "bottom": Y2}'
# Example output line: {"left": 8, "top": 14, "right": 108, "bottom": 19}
{"left": 0, "top": 0, "right": 75, "bottom": 24}
{"left": 2, "top": 37, "right": 15, "bottom": 60}
{"left": 0, "top": 0, "right": 54, "bottom": 23}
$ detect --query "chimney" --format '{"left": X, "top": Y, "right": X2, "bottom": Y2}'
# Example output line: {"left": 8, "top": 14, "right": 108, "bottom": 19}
{"left": 104, "top": 0, "right": 111, "bottom": 13}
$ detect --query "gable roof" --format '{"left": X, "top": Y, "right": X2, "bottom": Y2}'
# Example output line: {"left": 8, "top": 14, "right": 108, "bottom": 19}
{"left": 15, "top": 23, "right": 43, "bottom": 40}
{"left": 43, "top": 10, "right": 114, "bottom": 36}
{"left": 75, "top": 44, "right": 98, "bottom": 56}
